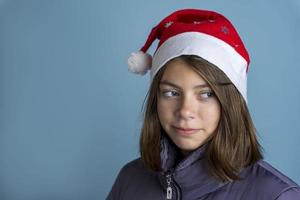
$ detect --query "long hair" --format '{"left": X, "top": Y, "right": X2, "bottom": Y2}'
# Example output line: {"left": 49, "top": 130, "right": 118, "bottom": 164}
{"left": 139, "top": 55, "right": 263, "bottom": 181}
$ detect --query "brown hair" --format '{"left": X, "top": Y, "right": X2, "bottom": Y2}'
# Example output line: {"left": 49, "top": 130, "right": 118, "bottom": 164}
{"left": 139, "top": 55, "right": 263, "bottom": 181}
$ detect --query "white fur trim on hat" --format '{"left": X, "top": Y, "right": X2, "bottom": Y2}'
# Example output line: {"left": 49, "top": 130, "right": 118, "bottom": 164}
{"left": 151, "top": 32, "right": 248, "bottom": 102}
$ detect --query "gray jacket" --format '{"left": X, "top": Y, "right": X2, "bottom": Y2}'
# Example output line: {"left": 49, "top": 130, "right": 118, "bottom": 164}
{"left": 107, "top": 137, "right": 300, "bottom": 200}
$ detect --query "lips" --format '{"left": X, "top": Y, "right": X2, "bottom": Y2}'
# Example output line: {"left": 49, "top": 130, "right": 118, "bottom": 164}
{"left": 173, "top": 126, "right": 200, "bottom": 135}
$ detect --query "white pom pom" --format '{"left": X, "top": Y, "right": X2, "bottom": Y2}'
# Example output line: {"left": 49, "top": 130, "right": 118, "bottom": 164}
{"left": 127, "top": 51, "right": 152, "bottom": 75}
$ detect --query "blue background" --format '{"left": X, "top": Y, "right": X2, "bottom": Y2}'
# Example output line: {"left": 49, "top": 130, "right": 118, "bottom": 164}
{"left": 0, "top": 0, "right": 299, "bottom": 199}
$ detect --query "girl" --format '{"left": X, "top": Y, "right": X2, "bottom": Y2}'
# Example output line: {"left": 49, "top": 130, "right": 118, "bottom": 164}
{"left": 107, "top": 9, "right": 300, "bottom": 200}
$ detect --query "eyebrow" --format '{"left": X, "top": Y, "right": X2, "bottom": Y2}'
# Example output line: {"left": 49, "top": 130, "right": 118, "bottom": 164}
{"left": 159, "top": 80, "right": 210, "bottom": 90}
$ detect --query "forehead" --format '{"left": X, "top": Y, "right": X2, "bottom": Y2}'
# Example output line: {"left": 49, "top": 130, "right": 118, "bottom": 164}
{"left": 160, "top": 58, "right": 208, "bottom": 87}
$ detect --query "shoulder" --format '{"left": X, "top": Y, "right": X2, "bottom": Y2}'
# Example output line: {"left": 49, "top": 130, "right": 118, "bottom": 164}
{"left": 117, "top": 158, "right": 159, "bottom": 185}
{"left": 114, "top": 158, "right": 149, "bottom": 184}
{"left": 119, "top": 158, "right": 144, "bottom": 174}
{"left": 106, "top": 158, "right": 145, "bottom": 200}
{"left": 275, "top": 187, "right": 300, "bottom": 200}
{"left": 254, "top": 160, "right": 299, "bottom": 187}
{"left": 243, "top": 160, "right": 300, "bottom": 199}
{"left": 107, "top": 158, "right": 163, "bottom": 200}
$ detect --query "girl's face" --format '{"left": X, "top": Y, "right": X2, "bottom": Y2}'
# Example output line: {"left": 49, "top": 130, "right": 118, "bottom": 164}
{"left": 157, "top": 58, "right": 221, "bottom": 155}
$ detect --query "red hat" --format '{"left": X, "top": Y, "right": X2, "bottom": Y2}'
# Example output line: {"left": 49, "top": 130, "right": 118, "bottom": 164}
{"left": 128, "top": 9, "right": 250, "bottom": 101}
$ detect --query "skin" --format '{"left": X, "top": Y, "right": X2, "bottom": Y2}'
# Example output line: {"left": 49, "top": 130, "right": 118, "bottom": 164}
{"left": 157, "top": 58, "right": 221, "bottom": 156}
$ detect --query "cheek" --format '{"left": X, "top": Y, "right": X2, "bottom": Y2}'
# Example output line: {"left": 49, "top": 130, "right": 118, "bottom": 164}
{"left": 157, "top": 100, "right": 167, "bottom": 122}
{"left": 198, "top": 102, "right": 220, "bottom": 126}
{"left": 203, "top": 106, "right": 221, "bottom": 128}
{"left": 157, "top": 100, "right": 175, "bottom": 123}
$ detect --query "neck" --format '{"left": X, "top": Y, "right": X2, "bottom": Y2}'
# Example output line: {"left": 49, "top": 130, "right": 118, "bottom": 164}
{"left": 181, "top": 150, "right": 192, "bottom": 158}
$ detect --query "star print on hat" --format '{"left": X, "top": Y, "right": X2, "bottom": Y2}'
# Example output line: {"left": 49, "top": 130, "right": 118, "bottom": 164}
{"left": 128, "top": 9, "right": 250, "bottom": 101}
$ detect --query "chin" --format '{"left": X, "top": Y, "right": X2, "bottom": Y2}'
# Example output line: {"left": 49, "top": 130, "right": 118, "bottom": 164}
{"left": 173, "top": 140, "right": 203, "bottom": 152}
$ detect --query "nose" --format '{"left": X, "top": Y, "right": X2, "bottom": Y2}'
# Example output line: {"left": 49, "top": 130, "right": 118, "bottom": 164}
{"left": 176, "top": 95, "right": 196, "bottom": 120}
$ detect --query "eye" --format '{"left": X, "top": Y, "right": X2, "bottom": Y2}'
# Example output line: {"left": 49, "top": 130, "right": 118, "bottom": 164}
{"left": 199, "top": 91, "right": 215, "bottom": 99}
{"left": 162, "top": 90, "right": 180, "bottom": 97}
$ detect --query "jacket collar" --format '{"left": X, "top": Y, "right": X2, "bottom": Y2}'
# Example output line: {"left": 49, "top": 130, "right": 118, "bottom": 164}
{"left": 159, "top": 135, "right": 229, "bottom": 199}
{"left": 160, "top": 135, "right": 207, "bottom": 172}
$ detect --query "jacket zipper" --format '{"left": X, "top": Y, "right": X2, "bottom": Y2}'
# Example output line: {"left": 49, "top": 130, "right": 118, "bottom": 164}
{"left": 165, "top": 172, "right": 181, "bottom": 200}
{"left": 166, "top": 173, "right": 173, "bottom": 199}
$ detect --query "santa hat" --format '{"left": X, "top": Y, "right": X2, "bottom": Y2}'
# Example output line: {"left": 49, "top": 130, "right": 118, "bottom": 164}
{"left": 128, "top": 9, "right": 250, "bottom": 101}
